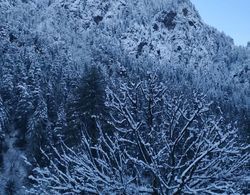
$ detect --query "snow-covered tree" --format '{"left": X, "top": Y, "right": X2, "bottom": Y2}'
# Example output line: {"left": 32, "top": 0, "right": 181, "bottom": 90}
{"left": 28, "top": 78, "right": 249, "bottom": 194}
{"left": 106, "top": 79, "right": 249, "bottom": 194}
{"left": 78, "top": 65, "right": 107, "bottom": 143}
{"left": 65, "top": 65, "right": 107, "bottom": 147}
{"left": 15, "top": 82, "right": 33, "bottom": 138}
{"left": 0, "top": 96, "right": 8, "bottom": 167}
{"left": 51, "top": 105, "right": 67, "bottom": 147}
{"left": 27, "top": 126, "right": 143, "bottom": 194}
{"left": 0, "top": 0, "right": 249, "bottom": 193}
{"left": 0, "top": 96, "right": 7, "bottom": 137}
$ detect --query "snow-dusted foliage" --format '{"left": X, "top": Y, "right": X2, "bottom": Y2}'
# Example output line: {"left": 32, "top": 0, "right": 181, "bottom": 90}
{"left": 0, "top": 0, "right": 249, "bottom": 193}
{"left": 28, "top": 134, "right": 140, "bottom": 194}
{"left": 0, "top": 97, "right": 8, "bottom": 166}
{"left": 106, "top": 76, "right": 249, "bottom": 194}
{"left": 0, "top": 97, "right": 7, "bottom": 136}
{"left": 28, "top": 76, "right": 249, "bottom": 194}
{"left": 0, "top": 0, "right": 249, "bottom": 109}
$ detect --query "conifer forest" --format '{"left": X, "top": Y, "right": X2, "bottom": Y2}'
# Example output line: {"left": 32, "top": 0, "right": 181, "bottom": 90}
{"left": 0, "top": 0, "right": 249, "bottom": 194}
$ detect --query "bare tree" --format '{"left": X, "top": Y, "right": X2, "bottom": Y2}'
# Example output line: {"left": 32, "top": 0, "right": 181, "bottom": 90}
{"left": 106, "top": 75, "right": 249, "bottom": 194}
{"left": 28, "top": 75, "right": 249, "bottom": 194}
{"left": 27, "top": 126, "right": 148, "bottom": 194}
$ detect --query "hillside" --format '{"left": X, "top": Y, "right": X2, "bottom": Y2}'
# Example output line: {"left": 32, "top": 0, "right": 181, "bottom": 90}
{"left": 0, "top": 0, "right": 249, "bottom": 194}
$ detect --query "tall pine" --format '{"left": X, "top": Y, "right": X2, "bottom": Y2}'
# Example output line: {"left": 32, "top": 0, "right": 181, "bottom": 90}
{"left": 65, "top": 65, "right": 107, "bottom": 147}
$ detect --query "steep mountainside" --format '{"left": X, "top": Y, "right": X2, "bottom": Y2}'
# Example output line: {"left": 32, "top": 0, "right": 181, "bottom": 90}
{"left": 0, "top": 0, "right": 249, "bottom": 194}
{"left": 1, "top": 0, "right": 249, "bottom": 109}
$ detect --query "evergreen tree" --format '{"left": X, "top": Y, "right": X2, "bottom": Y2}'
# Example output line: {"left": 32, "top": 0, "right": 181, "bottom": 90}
{"left": 0, "top": 64, "right": 14, "bottom": 106}
{"left": 0, "top": 96, "right": 7, "bottom": 137}
{"left": 27, "top": 97, "right": 49, "bottom": 166}
{"left": 65, "top": 65, "right": 107, "bottom": 147}
{"left": 0, "top": 96, "right": 7, "bottom": 167}
{"left": 52, "top": 105, "right": 66, "bottom": 146}
{"left": 78, "top": 65, "right": 107, "bottom": 143}
{"left": 26, "top": 65, "right": 50, "bottom": 166}
{"left": 15, "top": 82, "right": 33, "bottom": 139}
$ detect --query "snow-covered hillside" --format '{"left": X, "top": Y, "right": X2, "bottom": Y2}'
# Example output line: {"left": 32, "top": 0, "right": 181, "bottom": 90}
{"left": 0, "top": 0, "right": 249, "bottom": 194}
{"left": 1, "top": 0, "right": 249, "bottom": 108}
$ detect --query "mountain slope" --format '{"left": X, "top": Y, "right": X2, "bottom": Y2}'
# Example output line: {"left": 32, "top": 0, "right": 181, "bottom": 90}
{"left": 2, "top": 0, "right": 248, "bottom": 105}
{"left": 0, "top": 0, "right": 249, "bottom": 193}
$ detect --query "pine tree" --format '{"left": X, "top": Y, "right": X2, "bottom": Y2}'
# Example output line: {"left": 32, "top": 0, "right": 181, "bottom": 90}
{"left": 78, "top": 65, "right": 107, "bottom": 144}
{"left": 65, "top": 91, "right": 82, "bottom": 147}
{"left": 0, "top": 96, "right": 7, "bottom": 138}
{"left": 26, "top": 66, "right": 50, "bottom": 166}
{"left": 65, "top": 65, "right": 107, "bottom": 147}
{"left": 0, "top": 64, "right": 14, "bottom": 106}
{"left": 0, "top": 96, "right": 7, "bottom": 167}
{"left": 15, "top": 82, "right": 33, "bottom": 139}
{"left": 27, "top": 97, "right": 49, "bottom": 166}
{"left": 52, "top": 105, "right": 66, "bottom": 146}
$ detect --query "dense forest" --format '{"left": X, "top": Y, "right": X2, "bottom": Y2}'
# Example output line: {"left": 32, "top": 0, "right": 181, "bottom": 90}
{"left": 0, "top": 0, "right": 249, "bottom": 194}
